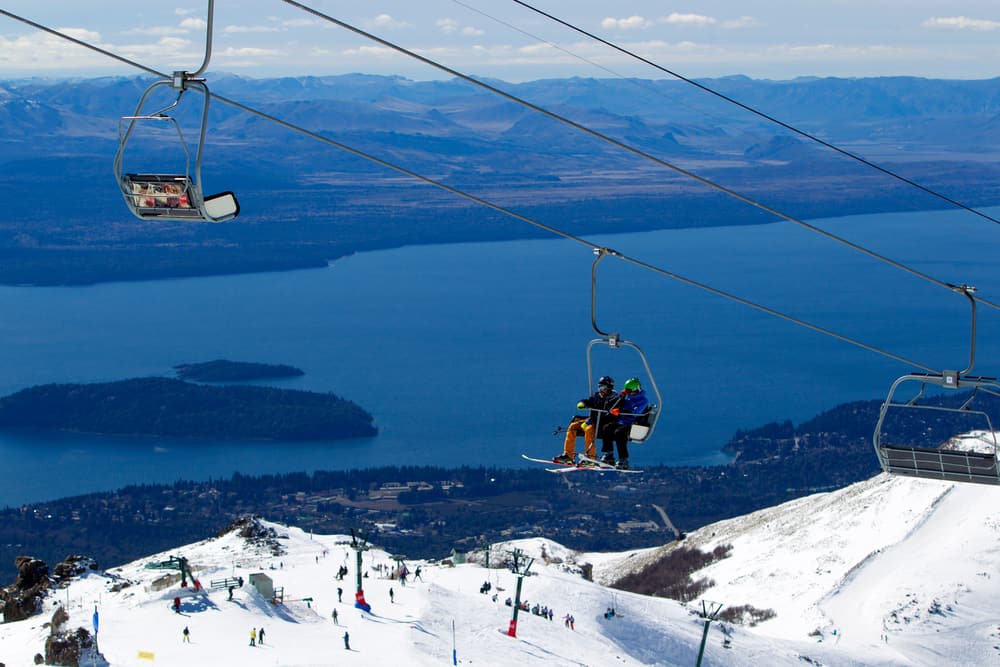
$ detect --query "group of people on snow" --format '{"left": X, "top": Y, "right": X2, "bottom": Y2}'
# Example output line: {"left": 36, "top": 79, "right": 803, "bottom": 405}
{"left": 554, "top": 375, "right": 649, "bottom": 470}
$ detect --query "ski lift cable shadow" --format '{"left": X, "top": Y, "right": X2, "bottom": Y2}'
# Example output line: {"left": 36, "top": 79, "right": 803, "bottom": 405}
{"left": 112, "top": 0, "right": 239, "bottom": 223}
{"left": 873, "top": 284, "right": 1000, "bottom": 485}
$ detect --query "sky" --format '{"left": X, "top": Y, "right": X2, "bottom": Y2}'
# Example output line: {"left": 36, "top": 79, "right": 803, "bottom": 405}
{"left": 2, "top": 472, "right": 999, "bottom": 666}
{"left": 1, "top": 1, "right": 999, "bottom": 82}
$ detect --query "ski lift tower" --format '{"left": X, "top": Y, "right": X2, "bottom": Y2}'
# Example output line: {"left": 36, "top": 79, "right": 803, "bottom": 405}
{"left": 144, "top": 555, "right": 201, "bottom": 590}
{"left": 505, "top": 549, "right": 534, "bottom": 638}
{"left": 350, "top": 529, "right": 372, "bottom": 611}
{"left": 696, "top": 600, "right": 724, "bottom": 667}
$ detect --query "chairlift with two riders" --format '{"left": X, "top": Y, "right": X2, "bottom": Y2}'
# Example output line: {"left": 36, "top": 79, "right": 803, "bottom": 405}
{"left": 583, "top": 248, "right": 663, "bottom": 446}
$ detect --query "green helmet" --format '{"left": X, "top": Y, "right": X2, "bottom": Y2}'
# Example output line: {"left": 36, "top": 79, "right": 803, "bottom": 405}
{"left": 624, "top": 377, "right": 642, "bottom": 391}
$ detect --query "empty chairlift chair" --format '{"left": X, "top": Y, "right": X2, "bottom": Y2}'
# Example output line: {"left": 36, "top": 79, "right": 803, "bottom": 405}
{"left": 114, "top": 76, "right": 238, "bottom": 223}
{"left": 873, "top": 371, "right": 1000, "bottom": 485}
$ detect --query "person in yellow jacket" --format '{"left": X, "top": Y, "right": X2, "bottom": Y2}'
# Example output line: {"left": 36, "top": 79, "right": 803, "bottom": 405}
{"left": 250, "top": 627, "right": 256, "bottom": 647}
{"left": 554, "top": 376, "right": 621, "bottom": 464}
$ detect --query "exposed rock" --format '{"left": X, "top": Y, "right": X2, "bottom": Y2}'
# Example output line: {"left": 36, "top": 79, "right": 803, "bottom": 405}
{"left": 220, "top": 516, "right": 286, "bottom": 556}
{"left": 43, "top": 604, "right": 105, "bottom": 667}
{"left": 52, "top": 556, "right": 99, "bottom": 583}
{"left": 0, "top": 556, "right": 50, "bottom": 623}
{"left": 44, "top": 626, "right": 94, "bottom": 666}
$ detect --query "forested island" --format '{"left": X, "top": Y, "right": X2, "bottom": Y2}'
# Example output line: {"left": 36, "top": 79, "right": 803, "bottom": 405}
{"left": 0, "top": 377, "right": 375, "bottom": 441}
{"left": 175, "top": 360, "right": 305, "bottom": 382}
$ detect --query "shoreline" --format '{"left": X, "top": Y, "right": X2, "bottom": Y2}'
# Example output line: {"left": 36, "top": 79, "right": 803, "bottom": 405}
{"left": 2, "top": 202, "right": 988, "bottom": 289}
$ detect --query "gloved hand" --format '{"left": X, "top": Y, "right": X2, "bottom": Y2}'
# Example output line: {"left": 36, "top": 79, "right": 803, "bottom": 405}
{"left": 610, "top": 408, "right": 620, "bottom": 417}
{"left": 577, "top": 401, "right": 586, "bottom": 409}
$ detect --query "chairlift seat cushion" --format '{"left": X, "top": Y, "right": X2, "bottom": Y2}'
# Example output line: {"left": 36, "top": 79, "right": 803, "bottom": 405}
{"left": 628, "top": 405, "right": 656, "bottom": 443}
{"left": 879, "top": 443, "right": 1000, "bottom": 485}
{"left": 124, "top": 174, "right": 201, "bottom": 218}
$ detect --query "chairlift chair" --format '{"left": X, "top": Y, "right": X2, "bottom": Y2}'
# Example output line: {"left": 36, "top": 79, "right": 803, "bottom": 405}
{"left": 113, "top": 79, "right": 239, "bottom": 223}
{"left": 872, "top": 284, "right": 1000, "bottom": 485}
{"left": 583, "top": 247, "right": 664, "bottom": 444}
{"left": 112, "top": 1, "right": 238, "bottom": 223}
{"left": 872, "top": 372, "right": 1000, "bottom": 485}
{"left": 585, "top": 335, "right": 662, "bottom": 443}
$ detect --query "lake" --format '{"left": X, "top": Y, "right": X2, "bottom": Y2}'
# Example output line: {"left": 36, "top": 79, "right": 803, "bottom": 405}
{"left": 1, "top": 206, "right": 999, "bottom": 506}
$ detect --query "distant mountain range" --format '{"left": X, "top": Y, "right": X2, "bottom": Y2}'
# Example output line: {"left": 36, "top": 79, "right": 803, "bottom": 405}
{"left": 1, "top": 74, "right": 999, "bottom": 285}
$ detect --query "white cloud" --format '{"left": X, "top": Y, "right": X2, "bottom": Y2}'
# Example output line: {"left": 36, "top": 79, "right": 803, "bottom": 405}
{"left": 437, "top": 18, "right": 459, "bottom": 34}
{"left": 57, "top": 28, "right": 103, "bottom": 43}
{"left": 436, "top": 18, "right": 482, "bottom": 36}
{"left": 116, "top": 36, "right": 193, "bottom": 60}
{"left": 722, "top": 16, "right": 761, "bottom": 30}
{"left": 223, "top": 25, "right": 281, "bottom": 34}
{"left": 785, "top": 43, "right": 837, "bottom": 56}
{"left": 174, "top": 8, "right": 198, "bottom": 17}
{"left": 120, "top": 37, "right": 191, "bottom": 55}
{"left": 122, "top": 26, "right": 189, "bottom": 37}
{"left": 179, "top": 18, "right": 206, "bottom": 31}
{"left": 922, "top": 16, "right": 1000, "bottom": 31}
{"left": 282, "top": 19, "right": 320, "bottom": 28}
{"left": 218, "top": 46, "right": 284, "bottom": 57}
{"left": 601, "top": 16, "right": 652, "bottom": 30}
{"left": 518, "top": 42, "right": 557, "bottom": 56}
{"left": 0, "top": 31, "right": 111, "bottom": 70}
{"left": 366, "top": 14, "right": 410, "bottom": 30}
{"left": 657, "top": 13, "right": 717, "bottom": 27}
{"left": 343, "top": 44, "right": 405, "bottom": 60}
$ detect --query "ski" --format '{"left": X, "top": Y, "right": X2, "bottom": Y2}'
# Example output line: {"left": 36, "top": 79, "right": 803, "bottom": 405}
{"left": 578, "top": 455, "right": 643, "bottom": 473}
{"left": 521, "top": 454, "right": 642, "bottom": 474}
{"left": 521, "top": 454, "right": 573, "bottom": 467}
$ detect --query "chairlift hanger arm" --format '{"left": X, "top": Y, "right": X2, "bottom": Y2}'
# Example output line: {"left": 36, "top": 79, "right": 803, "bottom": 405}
{"left": 591, "top": 247, "right": 623, "bottom": 341}
{"left": 190, "top": 0, "right": 216, "bottom": 78}
{"left": 948, "top": 284, "right": 978, "bottom": 377}
{"left": 114, "top": 79, "right": 211, "bottom": 187}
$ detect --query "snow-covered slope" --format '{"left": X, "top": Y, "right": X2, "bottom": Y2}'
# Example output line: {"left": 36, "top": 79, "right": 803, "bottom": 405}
{"left": 601, "top": 473, "right": 1000, "bottom": 665}
{"left": 2, "top": 473, "right": 999, "bottom": 666}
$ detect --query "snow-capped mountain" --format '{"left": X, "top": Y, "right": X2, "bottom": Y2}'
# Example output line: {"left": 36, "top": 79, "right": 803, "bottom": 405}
{"left": 2, "top": 473, "right": 998, "bottom": 666}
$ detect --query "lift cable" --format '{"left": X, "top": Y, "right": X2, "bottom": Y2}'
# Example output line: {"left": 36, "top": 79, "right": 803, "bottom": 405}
{"left": 0, "top": 10, "right": 953, "bottom": 374}
{"left": 276, "top": 0, "right": 1000, "bottom": 314}
{"left": 507, "top": 0, "right": 1000, "bottom": 228}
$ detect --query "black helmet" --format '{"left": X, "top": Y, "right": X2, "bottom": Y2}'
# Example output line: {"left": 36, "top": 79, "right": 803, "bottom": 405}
{"left": 598, "top": 375, "right": 615, "bottom": 388}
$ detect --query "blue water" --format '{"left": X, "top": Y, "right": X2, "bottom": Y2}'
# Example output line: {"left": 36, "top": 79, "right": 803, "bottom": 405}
{"left": 1, "top": 207, "right": 998, "bottom": 506}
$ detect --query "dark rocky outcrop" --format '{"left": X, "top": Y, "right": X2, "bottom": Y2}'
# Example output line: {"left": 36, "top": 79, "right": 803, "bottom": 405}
{"left": 44, "top": 605, "right": 99, "bottom": 667}
{"left": 1, "top": 554, "right": 99, "bottom": 624}
{"left": 221, "top": 515, "right": 286, "bottom": 556}
{"left": 52, "top": 555, "right": 99, "bottom": 583}
{"left": 0, "top": 556, "right": 49, "bottom": 623}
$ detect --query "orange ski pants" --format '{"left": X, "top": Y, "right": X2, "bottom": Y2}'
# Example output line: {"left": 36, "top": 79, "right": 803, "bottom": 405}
{"left": 563, "top": 417, "right": 597, "bottom": 459}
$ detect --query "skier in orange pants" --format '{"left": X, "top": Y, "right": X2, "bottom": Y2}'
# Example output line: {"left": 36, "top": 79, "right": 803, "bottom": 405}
{"left": 554, "top": 376, "right": 621, "bottom": 464}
